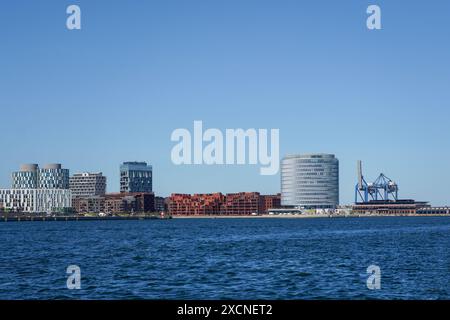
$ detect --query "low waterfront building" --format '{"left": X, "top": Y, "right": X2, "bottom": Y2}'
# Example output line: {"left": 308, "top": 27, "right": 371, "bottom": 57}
{"left": 72, "top": 192, "right": 156, "bottom": 214}
{"left": 103, "top": 192, "right": 155, "bottom": 214}
{"left": 168, "top": 192, "right": 281, "bottom": 216}
{"left": 0, "top": 189, "right": 72, "bottom": 213}
{"left": 72, "top": 196, "right": 105, "bottom": 214}
{"left": 70, "top": 172, "right": 107, "bottom": 197}
{"left": 352, "top": 199, "right": 430, "bottom": 214}
{"left": 169, "top": 193, "right": 224, "bottom": 215}
{"left": 155, "top": 196, "right": 167, "bottom": 212}
{"left": 416, "top": 207, "right": 450, "bottom": 215}
{"left": 220, "top": 192, "right": 263, "bottom": 215}
{"left": 261, "top": 194, "right": 281, "bottom": 214}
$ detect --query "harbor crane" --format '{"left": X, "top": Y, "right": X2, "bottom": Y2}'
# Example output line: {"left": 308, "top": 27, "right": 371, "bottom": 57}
{"left": 355, "top": 161, "right": 399, "bottom": 203}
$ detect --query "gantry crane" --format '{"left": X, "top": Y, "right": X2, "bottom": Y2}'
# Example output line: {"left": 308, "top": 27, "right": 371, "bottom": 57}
{"left": 355, "top": 160, "right": 399, "bottom": 203}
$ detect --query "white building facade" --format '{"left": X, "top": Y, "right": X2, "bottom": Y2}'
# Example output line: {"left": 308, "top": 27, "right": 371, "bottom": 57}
{"left": 0, "top": 189, "right": 72, "bottom": 213}
{"left": 281, "top": 154, "right": 339, "bottom": 209}
{"left": 2, "top": 163, "right": 72, "bottom": 213}
{"left": 69, "top": 172, "right": 106, "bottom": 197}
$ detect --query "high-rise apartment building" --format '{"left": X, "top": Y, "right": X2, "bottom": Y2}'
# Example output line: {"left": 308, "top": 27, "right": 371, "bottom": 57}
{"left": 69, "top": 172, "right": 107, "bottom": 197}
{"left": 12, "top": 163, "right": 69, "bottom": 190}
{"left": 281, "top": 154, "right": 339, "bottom": 209}
{"left": 120, "top": 162, "right": 152, "bottom": 193}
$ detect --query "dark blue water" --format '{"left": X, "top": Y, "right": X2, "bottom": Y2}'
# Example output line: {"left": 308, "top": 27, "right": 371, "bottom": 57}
{"left": 1, "top": 217, "right": 450, "bottom": 299}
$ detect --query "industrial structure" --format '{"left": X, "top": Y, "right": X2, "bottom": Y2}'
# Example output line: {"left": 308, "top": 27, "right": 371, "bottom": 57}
{"left": 355, "top": 160, "right": 398, "bottom": 203}
{"left": 353, "top": 161, "right": 429, "bottom": 214}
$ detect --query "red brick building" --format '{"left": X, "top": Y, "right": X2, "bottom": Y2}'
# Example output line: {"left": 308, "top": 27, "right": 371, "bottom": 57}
{"left": 72, "top": 196, "right": 104, "bottom": 213}
{"left": 261, "top": 194, "right": 281, "bottom": 214}
{"left": 168, "top": 193, "right": 224, "bottom": 215}
{"left": 168, "top": 192, "right": 280, "bottom": 216}
{"left": 220, "top": 192, "right": 263, "bottom": 215}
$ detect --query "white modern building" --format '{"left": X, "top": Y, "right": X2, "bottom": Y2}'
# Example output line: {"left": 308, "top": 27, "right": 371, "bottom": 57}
{"left": 281, "top": 153, "right": 339, "bottom": 209}
{"left": 70, "top": 172, "right": 107, "bottom": 197}
{"left": 2, "top": 163, "right": 72, "bottom": 213}
{"left": 0, "top": 189, "right": 72, "bottom": 213}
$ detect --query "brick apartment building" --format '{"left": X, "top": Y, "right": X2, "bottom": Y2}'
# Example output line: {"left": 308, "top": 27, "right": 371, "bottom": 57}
{"left": 72, "top": 192, "right": 155, "bottom": 214}
{"left": 220, "top": 192, "right": 263, "bottom": 215}
{"left": 168, "top": 192, "right": 281, "bottom": 216}
{"left": 261, "top": 194, "right": 281, "bottom": 214}
{"left": 169, "top": 193, "right": 224, "bottom": 215}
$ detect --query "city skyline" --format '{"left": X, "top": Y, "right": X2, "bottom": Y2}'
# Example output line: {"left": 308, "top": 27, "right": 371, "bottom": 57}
{"left": 1, "top": 1, "right": 450, "bottom": 205}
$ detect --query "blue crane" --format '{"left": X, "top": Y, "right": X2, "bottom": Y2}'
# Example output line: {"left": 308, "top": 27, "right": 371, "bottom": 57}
{"left": 355, "top": 161, "right": 399, "bottom": 203}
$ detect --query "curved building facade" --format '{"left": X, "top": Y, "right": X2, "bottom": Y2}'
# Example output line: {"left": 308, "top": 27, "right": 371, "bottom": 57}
{"left": 38, "top": 164, "right": 70, "bottom": 189}
{"left": 12, "top": 164, "right": 69, "bottom": 190}
{"left": 281, "top": 154, "right": 339, "bottom": 209}
{"left": 12, "top": 164, "right": 39, "bottom": 189}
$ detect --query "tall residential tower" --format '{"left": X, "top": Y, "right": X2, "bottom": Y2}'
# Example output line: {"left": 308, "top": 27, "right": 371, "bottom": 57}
{"left": 120, "top": 162, "right": 152, "bottom": 193}
{"left": 69, "top": 172, "right": 107, "bottom": 197}
{"left": 281, "top": 154, "right": 339, "bottom": 209}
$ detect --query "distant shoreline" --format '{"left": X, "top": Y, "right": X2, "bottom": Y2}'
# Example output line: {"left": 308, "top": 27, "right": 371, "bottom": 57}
{"left": 171, "top": 214, "right": 450, "bottom": 219}
{"left": 1, "top": 213, "right": 449, "bottom": 223}
{"left": 0, "top": 215, "right": 167, "bottom": 222}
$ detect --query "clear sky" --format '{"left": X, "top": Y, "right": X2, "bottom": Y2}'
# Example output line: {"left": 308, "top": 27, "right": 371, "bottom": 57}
{"left": 1, "top": 0, "right": 449, "bottom": 205}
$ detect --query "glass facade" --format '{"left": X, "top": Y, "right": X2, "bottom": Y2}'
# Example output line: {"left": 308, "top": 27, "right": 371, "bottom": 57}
{"left": 6, "top": 164, "right": 71, "bottom": 213}
{"left": 12, "top": 164, "right": 69, "bottom": 190}
{"left": 120, "top": 162, "right": 153, "bottom": 193}
{"left": 281, "top": 154, "right": 339, "bottom": 209}
{"left": 12, "top": 171, "right": 38, "bottom": 189}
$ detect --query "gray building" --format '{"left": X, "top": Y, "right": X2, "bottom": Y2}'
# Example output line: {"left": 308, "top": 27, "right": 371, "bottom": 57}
{"left": 70, "top": 172, "right": 107, "bottom": 198}
{"left": 281, "top": 154, "right": 339, "bottom": 209}
{"left": 120, "top": 162, "right": 152, "bottom": 193}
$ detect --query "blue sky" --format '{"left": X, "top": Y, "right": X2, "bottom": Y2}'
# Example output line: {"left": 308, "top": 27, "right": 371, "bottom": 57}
{"left": 0, "top": 0, "right": 449, "bottom": 205}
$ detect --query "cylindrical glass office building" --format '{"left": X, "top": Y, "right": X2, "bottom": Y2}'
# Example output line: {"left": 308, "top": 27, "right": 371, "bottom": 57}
{"left": 281, "top": 154, "right": 339, "bottom": 209}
